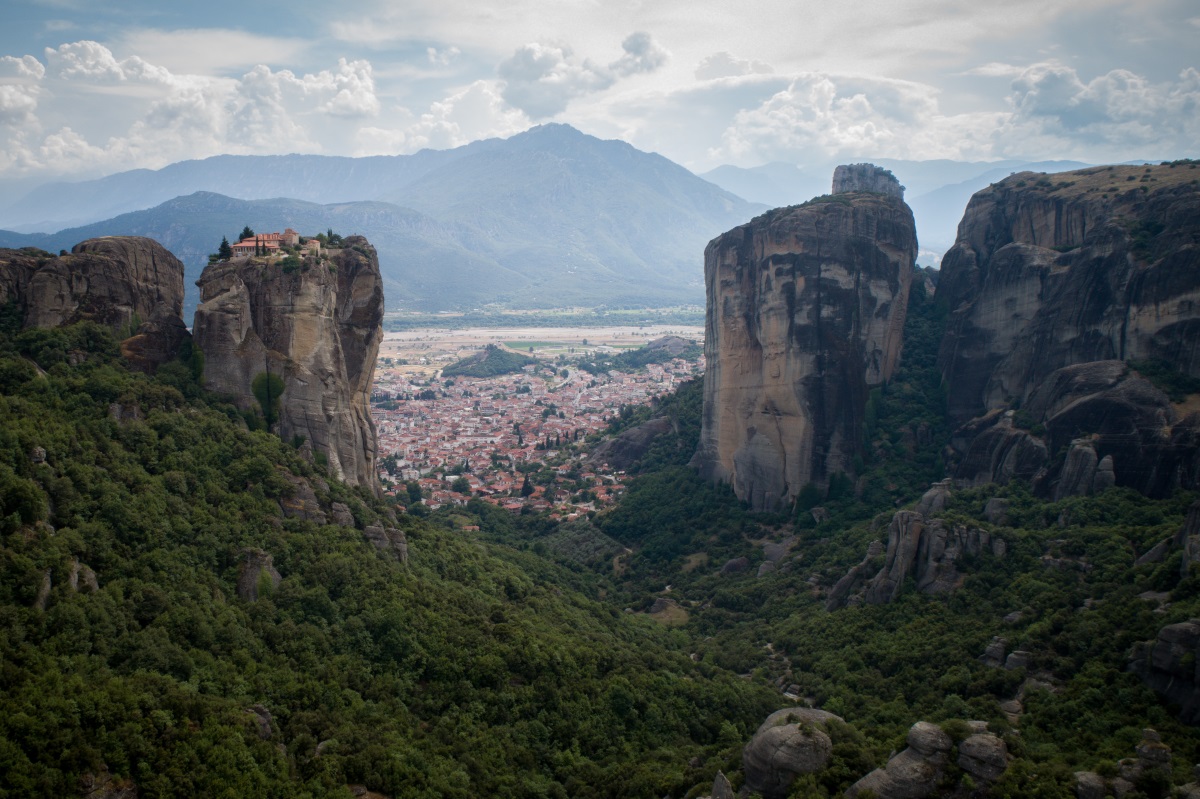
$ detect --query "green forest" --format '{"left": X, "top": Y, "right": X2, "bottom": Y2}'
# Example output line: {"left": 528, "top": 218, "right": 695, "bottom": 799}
{"left": 3, "top": 278, "right": 1200, "bottom": 798}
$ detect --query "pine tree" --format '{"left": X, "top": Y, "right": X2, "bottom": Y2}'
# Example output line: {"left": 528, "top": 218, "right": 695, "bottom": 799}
{"left": 218, "top": 236, "right": 232, "bottom": 260}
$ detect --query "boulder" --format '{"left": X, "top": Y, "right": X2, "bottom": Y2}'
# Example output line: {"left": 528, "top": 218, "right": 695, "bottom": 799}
{"left": 590, "top": 416, "right": 674, "bottom": 470}
{"left": 741, "top": 708, "right": 839, "bottom": 799}
{"left": 847, "top": 722, "right": 954, "bottom": 798}
{"left": 981, "top": 637, "right": 1007, "bottom": 668}
{"left": 720, "top": 557, "right": 749, "bottom": 575}
{"left": 984, "top": 497, "right": 1010, "bottom": 525}
{"left": 1075, "top": 771, "right": 1106, "bottom": 799}
{"left": 710, "top": 770, "right": 734, "bottom": 799}
{"left": 958, "top": 733, "right": 1009, "bottom": 782}
{"left": 330, "top": 502, "right": 355, "bottom": 527}
{"left": 279, "top": 473, "right": 327, "bottom": 524}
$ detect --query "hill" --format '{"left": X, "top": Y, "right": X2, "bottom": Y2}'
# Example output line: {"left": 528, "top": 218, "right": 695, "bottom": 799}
{"left": 442, "top": 345, "right": 536, "bottom": 378}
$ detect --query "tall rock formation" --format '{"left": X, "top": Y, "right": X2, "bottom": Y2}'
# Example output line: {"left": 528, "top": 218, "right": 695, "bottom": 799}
{"left": 193, "top": 236, "right": 383, "bottom": 492}
{"left": 939, "top": 163, "right": 1200, "bottom": 421}
{"left": 937, "top": 162, "right": 1200, "bottom": 495}
{"left": 691, "top": 165, "right": 917, "bottom": 511}
{"left": 0, "top": 236, "right": 187, "bottom": 371}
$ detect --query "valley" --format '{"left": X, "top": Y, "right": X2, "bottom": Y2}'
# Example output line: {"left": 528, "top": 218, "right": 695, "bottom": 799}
{"left": 370, "top": 325, "right": 704, "bottom": 514}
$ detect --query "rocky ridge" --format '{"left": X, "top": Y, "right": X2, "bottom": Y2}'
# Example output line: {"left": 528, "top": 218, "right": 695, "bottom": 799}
{"left": 691, "top": 164, "right": 917, "bottom": 511}
{"left": 0, "top": 236, "right": 188, "bottom": 371}
{"left": 937, "top": 163, "right": 1200, "bottom": 495}
{"left": 193, "top": 237, "right": 384, "bottom": 491}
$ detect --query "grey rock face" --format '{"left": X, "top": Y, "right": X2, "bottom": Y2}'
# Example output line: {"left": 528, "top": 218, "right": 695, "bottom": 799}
{"left": 984, "top": 497, "right": 1010, "bottom": 526}
{"left": 1130, "top": 618, "right": 1200, "bottom": 723}
{"left": 1175, "top": 501, "right": 1200, "bottom": 577}
{"left": 280, "top": 473, "right": 327, "bottom": 524}
{"left": 848, "top": 722, "right": 954, "bottom": 798}
{"left": 330, "top": 502, "right": 355, "bottom": 527}
{"left": 691, "top": 167, "right": 916, "bottom": 511}
{"left": 720, "top": 556, "right": 750, "bottom": 575}
{"left": 237, "top": 549, "right": 281, "bottom": 602}
{"left": 590, "top": 417, "right": 673, "bottom": 471}
{"left": 710, "top": 770, "right": 734, "bottom": 799}
{"left": 981, "top": 637, "right": 1007, "bottom": 668}
{"left": 958, "top": 733, "right": 1009, "bottom": 782}
{"left": 1075, "top": 770, "right": 1106, "bottom": 799}
{"left": 741, "top": 708, "right": 840, "bottom": 799}
{"left": 832, "top": 163, "right": 905, "bottom": 199}
{"left": 825, "top": 540, "right": 884, "bottom": 611}
{"left": 364, "top": 525, "right": 409, "bottom": 563}
{"left": 193, "top": 237, "right": 384, "bottom": 492}
{"left": 0, "top": 236, "right": 188, "bottom": 372}
{"left": 864, "top": 510, "right": 1000, "bottom": 604}
{"left": 937, "top": 166, "right": 1200, "bottom": 496}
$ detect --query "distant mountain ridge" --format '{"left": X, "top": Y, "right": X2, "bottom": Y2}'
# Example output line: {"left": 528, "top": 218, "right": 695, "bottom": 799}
{"left": 0, "top": 126, "right": 763, "bottom": 315}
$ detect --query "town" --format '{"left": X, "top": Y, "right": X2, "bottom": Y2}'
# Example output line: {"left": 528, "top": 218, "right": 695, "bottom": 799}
{"left": 370, "top": 328, "right": 703, "bottom": 518}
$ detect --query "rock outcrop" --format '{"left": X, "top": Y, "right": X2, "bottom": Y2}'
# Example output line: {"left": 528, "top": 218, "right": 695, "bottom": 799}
{"left": 847, "top": 721, "right": 952, "bottom": 798}
{"left": 590, "top": 416, "right": 674, "bottom": 470}
{"left": 828, "top": 482, "right": 1006, "bottom": 608}
{"left": 939, "top": 164, "right": 1200, "bottom": 420}
{"left": 863, "top": 510, "right": 1003, "bottom": 604}
{"left": 0, "top": 237, "right": 187, "bottom": 371}
{"left": 832, "top": 163, "right": 905, "bottom": 199}
{"left": 741, "top": 708, "right": 840, "bottom": 799}
{"left": 937, "top": 164, "right": 1200, "bottom": 496}
{"left": 237, "top": 549, "right": 282, "bottom": 602}
{"left": 1130, "top": 617, "right": 1200, "bottom": 723}
{"left": 193, "top": 237, "right": 384, "bottom": 491}
{"left": 952, "top": 360, "right": 1188, "bottom": 497}
{"left": 691, "top": 165, "right": 916, "bottom": 510}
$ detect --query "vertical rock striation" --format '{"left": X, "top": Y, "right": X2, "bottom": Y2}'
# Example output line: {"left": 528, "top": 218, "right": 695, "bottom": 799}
{"left": 193, "top": 237, "right": 384, "bottom": 492}
{"left": 938, "top": 164, "right": 1200, "bottom": 423}
{"left": 0, "top": 236, "right": 188, "bottom": 371}
{"left": 937, "top": 163, "right": 1200, "bottom": 494}
{"left": 691, "top": 165, "right": 916, "bottom": 511}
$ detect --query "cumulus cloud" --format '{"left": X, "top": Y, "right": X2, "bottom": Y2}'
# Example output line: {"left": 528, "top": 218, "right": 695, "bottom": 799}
{"left": 498, "top": 33, "right": 668, "bottom": 118}
{"left": 695, "top": 52, "right": 773, "bottom": 81}
{"left": 1002, "top": 62, "right": 1200, "bottom": 157}
{"left": 713, "top": 73, "right": 954, "bottom": 164}
{"left": 610, "top": 32, "right": 669, "bottom": 78}
{"left": 358, "top": 80, "right": 528, "bottom": 154}
{"left": 0, "top": 41, "right": 387, "bottom": 178}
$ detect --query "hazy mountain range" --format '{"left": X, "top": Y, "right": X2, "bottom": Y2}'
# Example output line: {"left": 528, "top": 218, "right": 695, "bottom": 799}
{"left": 0, "top": 125, "right": 762, "bottom": 315}
{"left": 0, "top": 124, "right": 1149, "bottom": 313}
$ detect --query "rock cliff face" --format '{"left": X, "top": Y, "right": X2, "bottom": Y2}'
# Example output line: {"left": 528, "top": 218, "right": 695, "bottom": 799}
{"left": 0, "top": 237, "right": 187, "bottom": 371}
{"left": 691, "top": 165, "right": 917, "bottom": 511}
{"left": 937, "top": 163, "right": 1200, "bottom": 495}
{"left": 193, "top": 237, "right": 384, "bottom": 491}
{"left": 938, "top": 163, "right": 1200, "bottom": 421}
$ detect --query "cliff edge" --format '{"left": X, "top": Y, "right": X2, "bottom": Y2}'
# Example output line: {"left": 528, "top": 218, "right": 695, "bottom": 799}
{"left": 691, "top": 165, "right": 917, "bottom": 511}
{"left": 0, "top": 236, "right": 187, "bottom": 371}
{"left": 937, "top": 161, "right": 1200, "bottom": 496}
{"left": 192, "top": 236, "right": 384, "bottom": 492}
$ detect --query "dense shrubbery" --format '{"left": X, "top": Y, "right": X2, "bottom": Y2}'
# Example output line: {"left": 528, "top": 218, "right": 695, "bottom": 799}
{"left": 0, "top": 324, "right": 779, "bottom": 798}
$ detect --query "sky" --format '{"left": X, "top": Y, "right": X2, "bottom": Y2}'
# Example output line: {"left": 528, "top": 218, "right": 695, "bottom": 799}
{"left": 0, "top": 0, "right": 1197, "bottom": 186}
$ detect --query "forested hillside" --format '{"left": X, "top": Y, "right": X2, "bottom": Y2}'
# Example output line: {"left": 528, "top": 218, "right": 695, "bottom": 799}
{"left": 0, "top": 318, "right": 780, "bottom": 798}
{"left": 487, "top": 282, "right": 1200, "bottom": 797}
